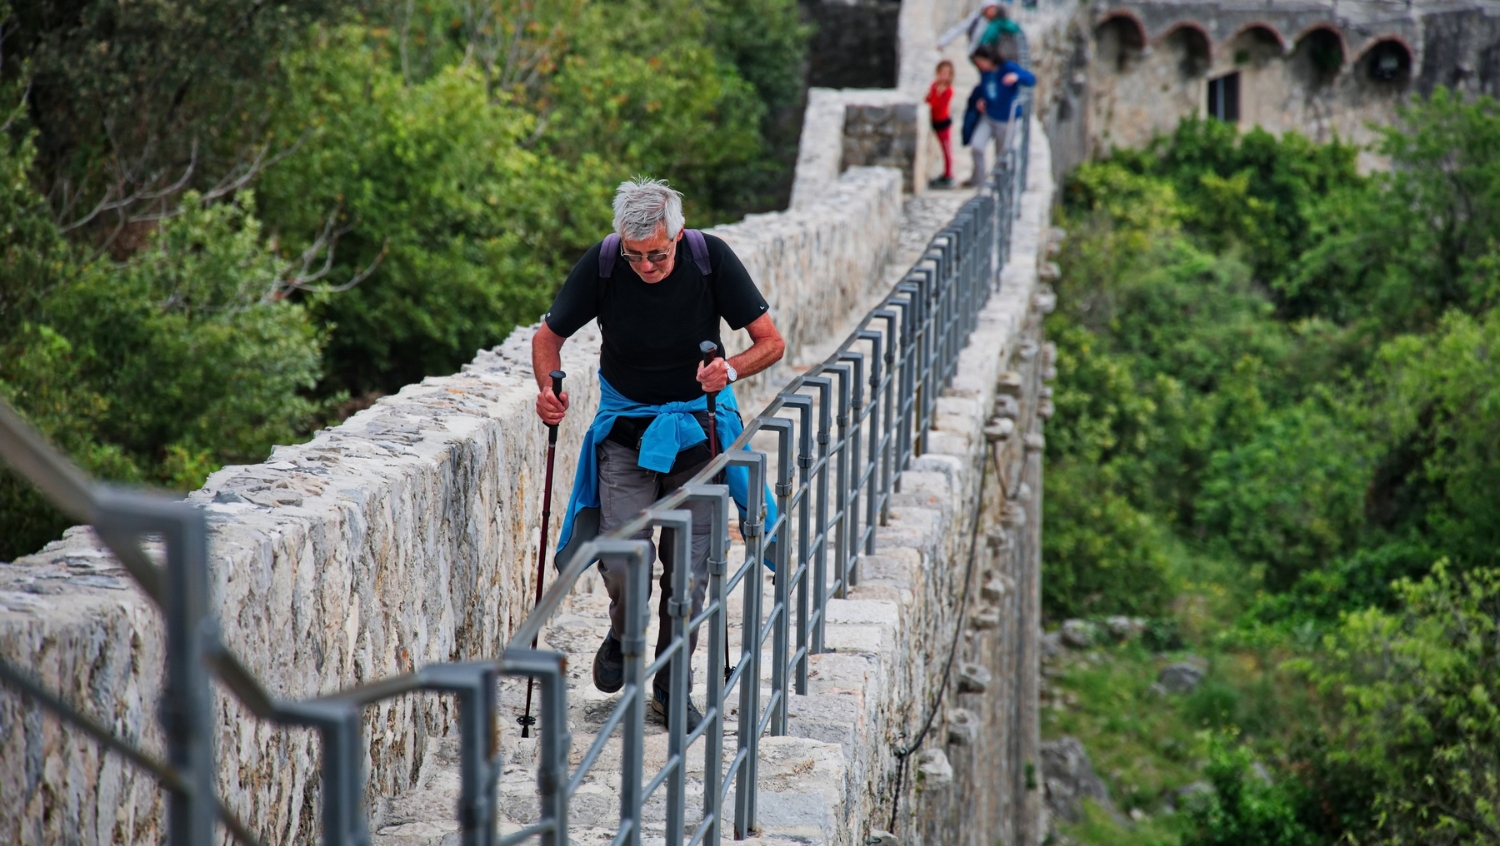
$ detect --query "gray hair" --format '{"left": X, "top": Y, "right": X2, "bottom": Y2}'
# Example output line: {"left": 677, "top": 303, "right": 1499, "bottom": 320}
{"left": 613, "top": 177, "right": 684, "bottom": 240}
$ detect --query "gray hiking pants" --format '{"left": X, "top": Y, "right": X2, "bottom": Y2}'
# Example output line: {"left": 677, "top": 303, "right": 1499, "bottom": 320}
{"left": 595, "top": 438, "right": 714, "bottom": 689}
{"left": 970, "top": 116, "right": 1014, "bottom": 181}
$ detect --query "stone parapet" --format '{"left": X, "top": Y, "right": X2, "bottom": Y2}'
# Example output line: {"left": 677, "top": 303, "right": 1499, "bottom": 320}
{"left": 0, "top": 159, "right": 904, "bottom": 844}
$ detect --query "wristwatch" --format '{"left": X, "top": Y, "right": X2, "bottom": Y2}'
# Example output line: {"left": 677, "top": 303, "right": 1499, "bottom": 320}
{"left": 725, "top": 363, "right": 738, "bottom": 383}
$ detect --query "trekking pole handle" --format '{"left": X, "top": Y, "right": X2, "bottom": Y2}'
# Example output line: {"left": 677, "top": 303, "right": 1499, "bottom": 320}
{"left": 548, "top": 370, "right": 566, "bottom": 443}
{"left": 699, "top": 340, "right": 719, "bottom": 406}
{"left": 699, "top": 341, "right": 719, "bottom": 366}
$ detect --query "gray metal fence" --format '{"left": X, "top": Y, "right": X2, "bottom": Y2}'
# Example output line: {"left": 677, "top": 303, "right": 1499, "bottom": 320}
{"left": 498, "top": 85, "right": 1034, "bottom": 846}
{"left": 0, "top": 78, "right": 1033, "bottom": 846}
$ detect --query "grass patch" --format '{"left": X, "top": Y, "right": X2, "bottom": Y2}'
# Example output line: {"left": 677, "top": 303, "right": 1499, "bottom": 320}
{"left": 1057, "top": 799, "right": 1186, "bottom": 845}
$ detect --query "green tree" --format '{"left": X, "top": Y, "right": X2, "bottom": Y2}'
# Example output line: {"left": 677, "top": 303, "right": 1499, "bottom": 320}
{"left": 1284, "top": 89, "right": 1500, "bottom": 332}
{"left": 256, "top": 27, "right": 613, "bottom": 395}
{"left": 1, "top": 0, "right": 336, "bottom": 248}
{"left": 539, "top": 0, "right": 770, "bottom": 221}
{"left": 1366, "top": 308, "right": 1500, "bottom": 571}
{"left": 1195, "top": 394, "right": 1374, "bottom": 591}
{"left": 1297, "top": 564, "right": 1500, "bottom": 844}
{"left": 0, "top": 183, "right": 329, "bottom": 560}
{"left": 1182, "top": 734, "right": 1316, "bottom": 846}
{"left": 1106, "top": 117, "right": 1362, "bottom": 291}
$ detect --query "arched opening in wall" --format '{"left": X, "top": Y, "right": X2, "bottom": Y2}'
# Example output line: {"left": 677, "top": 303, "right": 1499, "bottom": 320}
{"left": 1227, "top": 23, "right": 1287, "bottom": 69}
{"left": 1162, "top": 23, "right": 1212, "bottom": 79}
{"left": 1291, "top": 26, "right": 1345, "bottom": 87}
{"left": 1359, "top": 39, "right": 1413, "bottom": 88}
{"left": 1094, "top": 14, "right": 1147, "bottom": 72}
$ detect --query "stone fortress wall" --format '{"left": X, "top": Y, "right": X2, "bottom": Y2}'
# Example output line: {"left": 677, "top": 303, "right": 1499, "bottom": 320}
{"left": 0, "top": 1, "right": 1066, "bottom": 844}
{"left": 1035, "top": 0, "right": 1500, "bottom": 175}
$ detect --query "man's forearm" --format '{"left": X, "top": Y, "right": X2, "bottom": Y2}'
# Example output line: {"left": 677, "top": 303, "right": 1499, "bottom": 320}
{"left": 727, "top": 337, "right": 785, "bottom": 381}
{"left": 532, "top": 325, "right": 566, "bottom": 390}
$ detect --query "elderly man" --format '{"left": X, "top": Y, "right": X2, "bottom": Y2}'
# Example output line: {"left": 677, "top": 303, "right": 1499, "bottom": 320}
{"left": 532, "top": 177, "right": 785, "bottom": 730}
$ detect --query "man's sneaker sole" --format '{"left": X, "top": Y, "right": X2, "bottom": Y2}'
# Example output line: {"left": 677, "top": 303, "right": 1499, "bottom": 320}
{"left": 593, "top": 634, "right": 624, "bottom": 694}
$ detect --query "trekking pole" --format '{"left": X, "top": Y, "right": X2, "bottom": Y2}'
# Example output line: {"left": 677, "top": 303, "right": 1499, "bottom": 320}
{"left": 519, "top": 369, "right": 565, "bottom": 739}
{"left": 699, "top": 341, "right": 734, "bottom": 683}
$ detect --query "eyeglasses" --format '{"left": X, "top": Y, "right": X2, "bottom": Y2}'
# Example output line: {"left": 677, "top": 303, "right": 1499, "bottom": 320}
{"left": 621, "top": 247, "right": 673, "bottom": 264}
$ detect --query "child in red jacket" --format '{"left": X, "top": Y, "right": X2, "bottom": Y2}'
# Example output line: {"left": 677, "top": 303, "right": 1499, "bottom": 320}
{"left": 926, "top": 60, "right": 956, "bottom": 188}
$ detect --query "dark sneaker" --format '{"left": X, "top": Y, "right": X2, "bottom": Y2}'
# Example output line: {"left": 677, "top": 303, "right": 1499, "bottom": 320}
{"left": 593, "top": 631, "right": 624, "bottom": 693}
{"left": 928, "top": 176, "right": 954, "bottom": 189}
{"left": 650, "top": 685, "right": 704, "bottom": 734}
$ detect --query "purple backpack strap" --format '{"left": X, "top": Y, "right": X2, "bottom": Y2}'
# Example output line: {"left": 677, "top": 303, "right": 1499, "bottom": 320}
{"left": 599, "top": 233, "right": 621, "bottom": 278}
{"left": 684, "top": 229, "right": 713, "bottom": 275}
{"left": 598, "top": 230, "right": 712, "bottom": 278}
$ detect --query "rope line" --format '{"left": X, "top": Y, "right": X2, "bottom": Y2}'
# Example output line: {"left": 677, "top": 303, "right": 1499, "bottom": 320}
{"left": 884, "top": 440, "right": 997, "bottom": 834}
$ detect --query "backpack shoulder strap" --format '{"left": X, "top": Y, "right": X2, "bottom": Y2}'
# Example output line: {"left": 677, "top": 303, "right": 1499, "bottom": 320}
{"left": 598, "top": 233, "right": 621, "bottom": 278}
{"left": 684, "top": 229, "right": 712, "bottom": 276}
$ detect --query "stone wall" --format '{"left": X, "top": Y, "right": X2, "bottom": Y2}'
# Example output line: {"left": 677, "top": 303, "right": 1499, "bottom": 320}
{"left": 1060, "top": 0, "right": 1500, "bottom": 171}
{"left": 0, "top": 160, "right": 903, "bottom": 844}
{"left": 803, "top": 0, "right": 903, "bottom": 89}
{"left": 789, "top": 0, "right": 980, "bottom": 206}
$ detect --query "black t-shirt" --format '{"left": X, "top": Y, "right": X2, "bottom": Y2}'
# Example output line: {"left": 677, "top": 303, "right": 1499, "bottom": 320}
{"left": 544, "top": 233, "right": 770, "bottom": 404}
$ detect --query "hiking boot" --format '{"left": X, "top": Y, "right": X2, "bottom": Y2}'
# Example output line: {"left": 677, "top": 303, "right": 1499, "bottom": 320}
{"left": 650, "top": 684, "right": 704, "bottom": 734}
{"left": 593, "top": 631, "right": 624, "bottom": 693}
{"left": 928, "top": 176, "right": 955, "bottom": 189}
{"left": 960, "top": 177, "right": 980, "bottom": 189}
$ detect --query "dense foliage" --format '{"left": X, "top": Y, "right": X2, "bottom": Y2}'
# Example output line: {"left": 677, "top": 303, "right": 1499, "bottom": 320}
{"left": 0, "top": 0, "right": 809, "bottom": 559}
{"left": 1043, "top": 93, "right": 1500, "bottom": 845}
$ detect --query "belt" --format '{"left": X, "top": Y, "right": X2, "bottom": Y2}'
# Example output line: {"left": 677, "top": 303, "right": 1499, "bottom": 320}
{"left": 607, "top": 412, "right": 715, "bottom": 477}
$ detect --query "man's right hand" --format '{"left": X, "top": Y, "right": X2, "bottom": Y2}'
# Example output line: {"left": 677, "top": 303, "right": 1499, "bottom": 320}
{"left": 536, "top": 388, "right": 569, "bottom": 426}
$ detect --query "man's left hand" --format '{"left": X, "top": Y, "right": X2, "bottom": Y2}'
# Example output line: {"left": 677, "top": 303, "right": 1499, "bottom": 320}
{"left": 1002, "top": 72, "right": 1019, "bottom": 85}
{"left": 697, "top": 357, "right": 730, "bottom": 393}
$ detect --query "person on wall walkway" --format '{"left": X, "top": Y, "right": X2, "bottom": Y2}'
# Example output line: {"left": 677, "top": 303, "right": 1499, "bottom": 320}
{"left": 963, "top": 45, "right": 1035, "bottom": 187}
{"left": 938, "top": 0, "right": 1021, "bottom": 59}
{"left": 531, "top": 177, "right": 786, "bottom": 732}
{"left": 927, "top": 59, "right": 957, "bottom": 188}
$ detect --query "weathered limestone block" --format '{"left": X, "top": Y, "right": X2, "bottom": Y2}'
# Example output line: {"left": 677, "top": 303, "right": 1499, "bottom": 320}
{"left": 843, "top": 102, "right": 927, "bottom": 193}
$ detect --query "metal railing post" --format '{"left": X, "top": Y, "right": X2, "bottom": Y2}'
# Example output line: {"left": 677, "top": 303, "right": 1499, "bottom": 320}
{"left": 608, "top": 539, "right": 654, "bottom": 846}
{"left": 780, "top": 394, "right": 815, "bottom": 696}
{"left": 858, "top": 336, "right": 876, "bottom": 555}
{"left": 756, "top": 418, "right": 795, "bottom": 735}
{"left": 825, "top": 362, "right": 853, "bottom": 600}
{"left": 800, "top": 376, "right": 833, "bottom": 654}
{"left": 500, "top": 651, "right": 571, "bottom": 846}
{"left": 91, "top": 492, "right": 218, "bottom": 846}
{"left": 687, "top": 486, "right": 729, "bottom": 846}
{"left": 726, "top": 451, "right": 767, "bottom": 837}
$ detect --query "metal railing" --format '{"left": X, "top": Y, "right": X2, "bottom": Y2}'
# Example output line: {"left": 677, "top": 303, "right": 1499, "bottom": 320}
{"left": 503, "top": 83, "right": 1036, "bottom": 845}
{"left": 0, "top": 65, "right": 1034, "bottom": 846}
{"left": 0, "top": 398, "right": 569, "bottom": 846}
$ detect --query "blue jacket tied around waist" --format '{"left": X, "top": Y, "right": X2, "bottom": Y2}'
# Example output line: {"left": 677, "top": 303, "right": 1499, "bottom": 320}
{"left": 553, "top": 374, "right": 780, "bottom": 570}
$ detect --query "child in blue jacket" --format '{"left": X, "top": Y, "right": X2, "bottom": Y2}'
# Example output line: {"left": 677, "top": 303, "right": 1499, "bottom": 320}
{"left": 963, "top": 46, "right": 1036, "bottom": 185}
